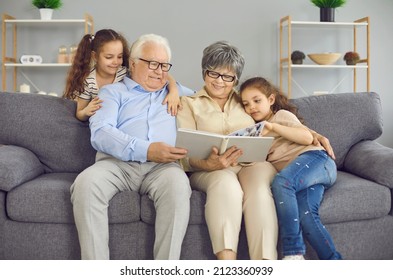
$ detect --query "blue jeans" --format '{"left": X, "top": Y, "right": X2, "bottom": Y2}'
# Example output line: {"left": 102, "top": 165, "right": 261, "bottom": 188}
{"left": 272, "top": 150, "right": 342, "bottom": 260}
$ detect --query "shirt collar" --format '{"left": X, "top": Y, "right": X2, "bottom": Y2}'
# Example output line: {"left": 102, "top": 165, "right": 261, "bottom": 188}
{"left": 88, "top": 66, "right": 126, "bottom": 83}
{"left": 123, "top": 77, "right": 169, "bottom": 93}
{"left": 192, "top": 87, "right": 238, "bottom": 100}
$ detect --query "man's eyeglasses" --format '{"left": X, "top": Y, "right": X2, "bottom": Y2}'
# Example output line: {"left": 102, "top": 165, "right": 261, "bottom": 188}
{"left": 206, "top": 70, "right": 236, "bottom": 82}
{"left": 137, "top": 58, "right": 172, "bottom": 72}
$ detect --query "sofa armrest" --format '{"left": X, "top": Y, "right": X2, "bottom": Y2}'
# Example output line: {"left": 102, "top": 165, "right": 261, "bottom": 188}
{"left": 0, "top": 145, "right": 44, "bottom": 192}
{"left": 344, "top": 140, "right": 393, "bottom": 188}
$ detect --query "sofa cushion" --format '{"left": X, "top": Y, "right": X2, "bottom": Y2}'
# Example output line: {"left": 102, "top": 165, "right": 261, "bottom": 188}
{"left": 0, "top": 93, "right": 96, "bottom": 173}
{"left": 141, "top": 190, "right": 206, "bottom": 225}
{"left": 344, "top": 141, "right": 393, "bottom": 188}
{"left": 0, "top": 145, "right": 44, "bottom": 191}
{"left": 140, "top": 172, "right": 390, "bottom": 226}
{"left": 6, "top": 173, "right": 141, "bottom": 224}
{"left": 291, "top": 92, "right": 382, "bottom": 169}
{"left": 7, "top": 173, "right": 78, "bottom": 223}
{"left": 108, "top": 191, "right": 141, "bottom": 224}
{"left": 111, "top": 170, "right": 393, "bottom": 226}
{"left": 8, "top": 171, "right": 388, "bottom": 226}
{"left": 320, "top": 171, "right": 391, "bottom": 224}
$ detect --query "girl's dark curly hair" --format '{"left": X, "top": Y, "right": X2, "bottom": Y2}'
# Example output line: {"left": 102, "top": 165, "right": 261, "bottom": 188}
{"left": 239, "top": 76, "right": 304, "bottom": 123}
{"left": 63, "top": 29, "right": 130, "bottom": 99}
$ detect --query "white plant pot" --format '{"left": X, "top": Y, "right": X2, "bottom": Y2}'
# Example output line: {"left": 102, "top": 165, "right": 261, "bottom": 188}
{"left": 39, "top": 9, "right": 53, "bottom": 20}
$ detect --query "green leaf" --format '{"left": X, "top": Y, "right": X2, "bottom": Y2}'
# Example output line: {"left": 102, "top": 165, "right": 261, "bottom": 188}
{"left": 310, "top": 0, "right": 346, "bottom": 8}
{"left": 32, "top": 0, "right": 63, "bottom": 10}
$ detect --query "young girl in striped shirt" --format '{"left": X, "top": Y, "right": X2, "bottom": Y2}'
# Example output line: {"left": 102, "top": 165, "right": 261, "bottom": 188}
{"left": 63, "top": 29, "right": 180, "bottom": 121}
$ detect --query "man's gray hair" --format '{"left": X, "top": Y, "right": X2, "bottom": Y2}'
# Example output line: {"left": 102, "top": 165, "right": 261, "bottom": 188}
{"left": 130, "top": 34, "right": 172, "bottom": 61}
{"left": 201, "top": 41, "right": 245, "bottom": 82}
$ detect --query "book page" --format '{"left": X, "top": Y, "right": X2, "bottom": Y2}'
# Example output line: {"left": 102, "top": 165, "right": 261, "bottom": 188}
{"left": 219, "top": 138, "right": 229, "bottom": 155}
{"left": 176, "top": 128, "right": 224, "bottom": 159}
{"left": 176, "top": 128, "right": 273, "bottom": 162}
{"left": 225, "top": 136, "right": 273, "bottom": 162}
{"left": 228, "top": 121, "right": 265, "bottom": 137}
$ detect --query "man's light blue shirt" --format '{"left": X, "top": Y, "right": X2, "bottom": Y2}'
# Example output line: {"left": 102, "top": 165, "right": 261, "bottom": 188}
{"left": 89, "top": 76, "right": 194, "bottom": 162}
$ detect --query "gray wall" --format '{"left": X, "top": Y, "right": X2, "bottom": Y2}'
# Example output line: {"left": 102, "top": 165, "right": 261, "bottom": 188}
{"left": 1, "top": 0, "right": 392, "bottom": 148}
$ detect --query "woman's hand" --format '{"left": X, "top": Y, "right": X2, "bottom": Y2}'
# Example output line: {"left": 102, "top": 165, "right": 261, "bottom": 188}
{"left": 193, "top": 146, "right": 243, "bottom": 171}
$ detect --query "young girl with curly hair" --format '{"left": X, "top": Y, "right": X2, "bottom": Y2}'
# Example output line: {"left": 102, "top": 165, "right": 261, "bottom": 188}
{"left": 64, "top": 29, "right": 180, "bottom": 121}
{"left": 240, "top": 77, "right": 342, "bottom": 260}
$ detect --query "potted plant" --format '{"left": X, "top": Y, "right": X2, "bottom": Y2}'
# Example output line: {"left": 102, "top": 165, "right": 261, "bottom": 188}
{"left": 343, "top": 51, "right": 360, "bottom": 65}
{"left": 291, "top": 50, "right": 306, "bottom": 64}
{"left": 310, "top": 0, "right": 346, "bottom": 22}
{"left": 32, "top": 0, "right": 63, "bottom": 20}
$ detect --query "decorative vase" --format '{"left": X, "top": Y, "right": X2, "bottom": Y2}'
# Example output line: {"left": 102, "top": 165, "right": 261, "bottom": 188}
{"left": 345, "top": 60, "right": 357, "bottom": 65}
{"left": 39, "top": 8, "right": 53, "bottom": 20}
{"left": 320, "top": 8, "right": 335, "bottom": 22}
{"left": 69, "top": 45, "right": 78, "bottom": 63}
{"left": 291, "top": 59, "right": 303, "bottom": 65}
{"left": 57, "top": 45, "right": 68, "bottom": 63}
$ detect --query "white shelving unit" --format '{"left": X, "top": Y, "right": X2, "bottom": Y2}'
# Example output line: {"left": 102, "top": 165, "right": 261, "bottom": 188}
{"left": 279, "top": 15, "right": 370, "bottom": 98}
{"left": 1, "top": 13, "right": 94, "bottom": 92}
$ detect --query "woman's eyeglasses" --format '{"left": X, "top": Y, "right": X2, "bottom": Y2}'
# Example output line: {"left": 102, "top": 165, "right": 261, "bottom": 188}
{"left": 206, "top": 70, "right": 236, "bottom": 82}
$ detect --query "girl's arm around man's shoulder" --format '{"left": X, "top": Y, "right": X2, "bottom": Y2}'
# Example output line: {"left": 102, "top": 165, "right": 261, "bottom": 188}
{"left": 176, "top": 82, "right": 196, "bottom": 97}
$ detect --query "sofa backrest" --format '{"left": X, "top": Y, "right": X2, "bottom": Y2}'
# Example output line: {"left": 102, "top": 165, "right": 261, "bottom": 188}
{"left": 0, "top": 91, "right": 382, "bottom": 172}
{"left": 291, "top": 92, "right": 382, "bottom": 169}
{"left": 0, "top": 92, "right": 96, "bottom": 173}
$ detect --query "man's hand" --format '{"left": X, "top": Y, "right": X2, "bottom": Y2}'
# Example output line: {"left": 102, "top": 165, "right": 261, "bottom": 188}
{"left": 311, "top": 131, "right": 336, "bottom": 160}
{"left": 147, "top": 142, "right": 188, "bottom": 163}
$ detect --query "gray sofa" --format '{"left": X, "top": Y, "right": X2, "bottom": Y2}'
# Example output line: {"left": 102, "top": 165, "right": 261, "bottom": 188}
{"left": 0, "top": 91, "right": 393, "bottom": 260}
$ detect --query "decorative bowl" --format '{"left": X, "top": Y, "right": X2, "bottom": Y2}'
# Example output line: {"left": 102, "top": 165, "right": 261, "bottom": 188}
{"left": 308, "top": 53, "right": 341, "bottom": 65}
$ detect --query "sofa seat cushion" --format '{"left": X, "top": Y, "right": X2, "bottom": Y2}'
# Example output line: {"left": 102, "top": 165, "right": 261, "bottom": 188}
{"left": 141, "top": 168, "right": 391, "bottom": 225}
{"left": 6, "top": 173, "right": 141, "bottom": 224}
{"left": 108, "top": 190, "right": 141, "bottom": 224}
{"left": 7, "top": 173, "right": 77, "bottom": 224}
{"left": 8, "top": 171, "right": 388, "bottom": 226}
{"left": 141, "top": 190, "right": 206, "bottom": 225}
{"left": 140, "top": 171, "right": 390, "bottom": 226}
{"left": 320, "top": 171, "right": 391, "bottom": 224}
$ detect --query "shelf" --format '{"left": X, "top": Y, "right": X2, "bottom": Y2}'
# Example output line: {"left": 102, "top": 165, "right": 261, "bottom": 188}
{"left": 4, "top": 63, "right": 72, "bottom": 67}
{"left": 282, "top": 65, "right": 368, "bottom": 69}
{"left": 281, "top": 20, "right": 368, "bottom": 27}
{"left": 4, "top": 19, "right": 92, "bottom": 25}
{"left": 279, "top": 15, "right": 370, "bottom": 97}
{"left": 2, "top": 13, "right": 94, "bottom": 92}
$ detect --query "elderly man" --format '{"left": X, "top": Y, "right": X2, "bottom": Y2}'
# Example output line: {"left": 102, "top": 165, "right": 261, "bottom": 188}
{"left": 70, "top": 34, "right": 194, "bottom": 260}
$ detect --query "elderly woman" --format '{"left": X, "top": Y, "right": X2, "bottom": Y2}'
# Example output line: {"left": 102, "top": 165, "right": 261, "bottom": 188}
{"left": 176, "top": 41, "right": 278, "bottom": 260}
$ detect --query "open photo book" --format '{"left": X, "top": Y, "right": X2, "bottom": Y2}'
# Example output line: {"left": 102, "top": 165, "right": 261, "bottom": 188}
{"left": 176, "top": 121, "right": 273, "bottom": 162}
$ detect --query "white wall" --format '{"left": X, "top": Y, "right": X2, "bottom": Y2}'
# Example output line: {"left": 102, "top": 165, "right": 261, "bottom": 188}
{"left": 1, "top": 0, "right": 392, "bottom": 148}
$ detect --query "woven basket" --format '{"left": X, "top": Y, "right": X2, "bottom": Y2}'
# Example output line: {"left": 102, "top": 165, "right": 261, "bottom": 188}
{"left": 308, "top": 53, "right": 341, "bottom": 65}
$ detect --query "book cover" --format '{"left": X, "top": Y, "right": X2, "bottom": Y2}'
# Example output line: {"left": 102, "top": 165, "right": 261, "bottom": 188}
{"left": 176, "top": 123, "right": 273, "bottom": 162}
